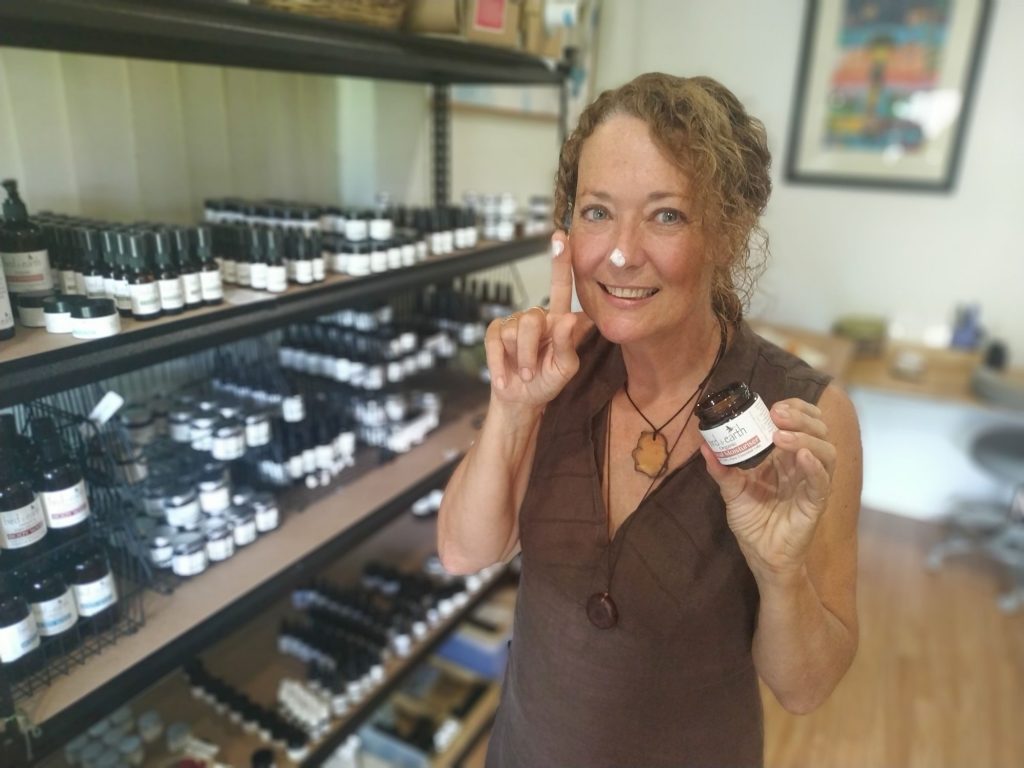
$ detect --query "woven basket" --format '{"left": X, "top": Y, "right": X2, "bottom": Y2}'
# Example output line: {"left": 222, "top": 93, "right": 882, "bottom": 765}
{"left": 256, "top": 0, "right": 409, "bottom": 29}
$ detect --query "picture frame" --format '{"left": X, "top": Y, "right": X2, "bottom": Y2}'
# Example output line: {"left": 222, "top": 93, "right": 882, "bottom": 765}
{"left": 785, "top": 0, "right": 993, "bottom": 192}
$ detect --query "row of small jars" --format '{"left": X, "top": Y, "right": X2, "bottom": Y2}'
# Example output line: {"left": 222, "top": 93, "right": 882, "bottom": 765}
{"left": 139, "top": 476, "right": 280, "bottom": 578}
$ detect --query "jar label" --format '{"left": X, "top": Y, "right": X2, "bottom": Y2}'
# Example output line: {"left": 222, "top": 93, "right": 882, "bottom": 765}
{"left": 1, "top": 249, "right": 53, "bottom": 292}
{"left": 31, "top": 589, "right": 78, "bottom": 636}
{"left": 158, "top": 277, "right": 184, "bottom": 310}
{"left": 199, "top": 485, "right": 231, "bottom": 514}
{"left": 0, "top": 498, "right": 47, "bottom": 549}
{"left": 129, "top": 282, "right": 161, "bottom": 316}
{"left": 0, "top": 614, "right": 40, "bottom": 663}
{"left": 206, "top": 535, "right": 235, "bottom": 562}
{"left": 73, "top": 573, "right": 118, "bottom": 617}
{"left": 165, "top": 497, "right": 201, "bottom": 528}
{"left": 172, "top": 549, "right": 207, "bottom": 577}
{"left": 233, "top": 521, "right": 257, "bottom": 547}
{"left": 41, "top": 479, "right": 91, "bottom": 529}
{"left": 181, "top": 272, "right": 202, "bottom": 304}
{"left": 282, "top": 395, "right": 305, "bottom": 423}
{"left": 0, "top": 269, "right": 12, "bottom": 331}
{"left": 200, "top": 269, "right": 223, "bottom": 301}
{"left": 699, "top": 395, "right": 778, "bottom": 466}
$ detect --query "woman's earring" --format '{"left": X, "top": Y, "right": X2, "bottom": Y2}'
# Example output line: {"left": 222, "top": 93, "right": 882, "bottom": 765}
{"left": 609, "top": 248, "right": 626, "bottom": 267}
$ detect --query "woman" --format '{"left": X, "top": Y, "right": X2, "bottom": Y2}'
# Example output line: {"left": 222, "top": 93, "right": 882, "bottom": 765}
{"left": 438, "top": 73, "right": 861, "bottom": 767}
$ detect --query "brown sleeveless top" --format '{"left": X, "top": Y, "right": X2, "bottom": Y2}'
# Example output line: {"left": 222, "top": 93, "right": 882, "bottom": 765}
{"left": 486, "top": 321, "right": 831, "bottom": 768}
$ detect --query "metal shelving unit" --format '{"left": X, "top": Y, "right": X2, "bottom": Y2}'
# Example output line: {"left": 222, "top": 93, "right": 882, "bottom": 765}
{"left": 1, "top": 3, "right": 562, "bottom": 762}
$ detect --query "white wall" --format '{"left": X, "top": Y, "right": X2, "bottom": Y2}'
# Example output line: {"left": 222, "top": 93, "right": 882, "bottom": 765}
{"left": 0, "top": 49, "right": 340, "bottom": 223}
{"left": 592, "top": 0, "right": 1024, "bottom": 363}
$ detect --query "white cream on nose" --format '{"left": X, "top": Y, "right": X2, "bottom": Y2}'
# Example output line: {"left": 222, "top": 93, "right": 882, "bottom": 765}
{"left": 609, "top": 248, "right": 626, "bottom": 267}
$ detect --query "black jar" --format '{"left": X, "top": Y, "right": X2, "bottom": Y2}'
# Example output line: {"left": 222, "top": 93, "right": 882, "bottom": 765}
{"left": 696, "top": 381, "right": 778, "bottom": 470}
{"left": 68, "top": 545, "right": 120, "bottom": 634}
{"left": 0, "top": 573, "right": 42, "bottom": 681}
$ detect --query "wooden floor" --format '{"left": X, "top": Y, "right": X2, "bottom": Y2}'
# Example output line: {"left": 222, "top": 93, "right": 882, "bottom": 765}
{"left": 461, "top": 508, "right": 1024, "bottom": 768}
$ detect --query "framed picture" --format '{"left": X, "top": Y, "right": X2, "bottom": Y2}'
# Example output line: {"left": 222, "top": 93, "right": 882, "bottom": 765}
{"left": 786, "top": 0, "right": 993, "bottom": 192}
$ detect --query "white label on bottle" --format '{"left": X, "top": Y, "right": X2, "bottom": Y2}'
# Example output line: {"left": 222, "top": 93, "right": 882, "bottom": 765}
{"left": 73, "top": 572, "right": 117, "bottom": 617}
{"left": 0, "top": 614, "right": 40, "bottom": 663}
{"left": 129, "top": 282, "right": 161, "bottom": 316}
{"left": 84, "top": 273, "right": 106, "bottom": 298}
{"left": 236, "top": 261, "right": 252, "bottom": 286}
{"left": 103, "top": 275, "right": 117, "bottom": 299}
{"left": 0, "top": 268, "right": 13, "bottom": 331}
{"left": 181, "top": 272, "right": 202, "bottom": 305}
{"left": 294, "top": 260, "right": 313, "bottom": 284}
{"left": 1, "top": 249, "right": 53, "bottom": 292}
{"left": 699, "top": 395, "right": 778, "bottom": 466}
{"left": 41, "top": 479, "right": 91, "bottom": 529}
{"left": 0, "top": 498, "right": 47, "bottom": 549}
{"left": 266, "top": 265, "right": 287, "bottom": 293}
{"left": 75, "top": 272, "right": 86, "bottom": 296}
{"left": 312, "top": 257, "right": 325, "bottom": 281}
{"left": 200, "top": 269, "right": 223, "bottom": 301}
{"left": 221, "top": 258, "right": 237, "bottom": 283}
{"left": 250, "top": 262, "right": 268, "bottom": 290}
{"left": 114, "top": 277, "right": 131, "bottom": 311}
{"left": 158, "top": 277, "right": 184, "bottom": 310}
{"left": 282, "top": 395, "right": 305, "bottom": 423}
{"left": 61, "top": 270, "right": 79, "bottom": 294}
{"left": 31, "top": 589, "right": 78, "bottom": 637}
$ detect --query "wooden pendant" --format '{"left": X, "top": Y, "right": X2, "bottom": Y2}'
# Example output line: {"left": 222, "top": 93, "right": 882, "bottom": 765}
{"left": 586, "top": 591, "right": 619, "bottom": 629}
{"left": 632, "top": 430, "right": 668, "bottom": 478}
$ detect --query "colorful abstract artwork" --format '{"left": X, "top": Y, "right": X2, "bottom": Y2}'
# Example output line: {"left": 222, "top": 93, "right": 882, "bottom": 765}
{"left": 787, "top": 0, "right": 991, "bottom": 191}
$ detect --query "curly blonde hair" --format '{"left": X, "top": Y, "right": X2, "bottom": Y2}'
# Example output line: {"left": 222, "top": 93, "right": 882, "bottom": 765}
{"left": 554, "top": 72, "right": 772, "bottom": 324}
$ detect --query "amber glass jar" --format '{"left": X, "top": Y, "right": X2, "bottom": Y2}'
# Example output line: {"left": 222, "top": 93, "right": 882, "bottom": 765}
{"left": 696, "top": 381, "right": 777, "bottom": 470}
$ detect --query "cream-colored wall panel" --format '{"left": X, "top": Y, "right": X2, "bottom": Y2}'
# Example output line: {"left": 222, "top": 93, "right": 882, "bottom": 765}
{"left": 60, "top": 53, "right": 141, "bottom": 220}
{"left": 295, "top": 74, "right": 340, "bottom": 204}
{"left": 177, "top": 63, "right": 233, "bottom": 210}
{"left": 126, "top": 60, "right": 192, "bottom": 223}
{"left": 222, "top": 68, "right": 271, "bottom": 196}
{"left": 1, "top": 49, "right": 80, "bottom": 214}
{"left": 0, "top": 56, "right": 26, "bottom": 185}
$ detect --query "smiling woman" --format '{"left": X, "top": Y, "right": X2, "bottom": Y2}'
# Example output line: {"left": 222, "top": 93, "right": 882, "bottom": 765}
{"left": 438, "top": 72, "right": 863, "bottom": 768}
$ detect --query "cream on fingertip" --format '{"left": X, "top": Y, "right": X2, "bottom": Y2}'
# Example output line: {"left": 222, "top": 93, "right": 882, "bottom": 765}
{"left": 551, "top": 239, "right": 565, "bottom": 258}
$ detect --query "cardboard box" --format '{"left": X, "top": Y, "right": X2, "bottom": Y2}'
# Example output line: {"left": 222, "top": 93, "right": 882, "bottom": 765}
{"left": 522, "top": 0, "right": 565, "bottom": 59}
{"left": 406, "top": 0, "right": 461, "bottom": 34}
{"left": 463, "top": 0, "right": 522, "bottom": 48}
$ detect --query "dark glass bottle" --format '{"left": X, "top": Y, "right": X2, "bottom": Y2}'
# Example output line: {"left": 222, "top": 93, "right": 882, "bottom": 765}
{"left": 30, "top": 417, "right": 91, "bottom": 546}
{"left": 0, "top": 179, "right": 53, "bottom": 297}
{"left": 0, "top": 570, "right": 42, "bottom": 683}
{"left": 194, "top": 226, "right": 223, "bottom": 305}
{"left": 0, "top": 259, "right": 12, "bottom": 341}
{"left": 68, "top": 544, "right": 119, "bottom": 635}
{"left": 23, "top": 566, "right": 79, "bottom": 646}
{"left": 152, "top": 230, "right": 184, "bottom": 316}
{"left": 173, "top": 227, "right": 203, "bottom": 308}
{"left": 126, "top": 231, "right": 162, "bottom": 321}
{"left": 0, "top": 426, "right": 48, "bottom": 568}
{"left": 77, "top": 227, "right": 106, "bottom": 299}
{"left": 264, "top": 227, "right": 287, "bottom": 294}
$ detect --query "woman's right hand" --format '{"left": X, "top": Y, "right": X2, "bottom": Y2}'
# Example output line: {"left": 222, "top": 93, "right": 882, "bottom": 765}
{"left": 484, "top": 232, "right": 582, "bottom": 409}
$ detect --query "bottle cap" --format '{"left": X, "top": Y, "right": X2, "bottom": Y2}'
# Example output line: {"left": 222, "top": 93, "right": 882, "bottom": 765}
{"left": 1, "top": 179, "right": 30, "bottom": 221}
{"left": 71, "top": 297, "right": 118, "bottom": 319}
{"left": 127, "top": 231, "right": 151, "bottom": 270}
{"left": 151, "top": 229, "right": 176, "bottom": 270}
{"left": 192, "top": 226, "right": 213, "bottom": 261}
{"left": 263, "top": 227, "right": 284, "bottom": 265}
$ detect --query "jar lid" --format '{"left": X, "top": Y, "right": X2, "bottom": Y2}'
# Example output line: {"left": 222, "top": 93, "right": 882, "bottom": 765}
{"left": 244, "top": 411, "right": 268, "bottom": 425}
{"left": 250, "top": 492, "right": 277, "bottom": 512}
{"left": 118, "top": 734, "right": 143, "bottom": 753}
{"left": 164, "top": 486, "right": 198, "bottom": 507}
{"left": 190, "top": 415, "right": 217, "bottom": 429}
{"left": 232, "top": 487, "right": 255, "bottom": 505}
{"left": 203, "top": 518, "right": 232, "bottom": 539}
{"left": 172, "top": 532, "right": 205, "bottom": 554}
{"left": 227, "top": 504, "right": 255, "bottom": 524}
{"left": 168, "top": 407, "right": 193, "bottom": 421}
{"left": 213, "top": 419, "right": 243, "bottom": 437}
{"left": 71, "top": 298, "right": 117, "bottom": 319}
{"left": 150, "top": 535, "right": 171, "bottom": 549}
{"left": 43, "top": 296, "right": 82, "bottom": 314}
{"left": 16, "top": 291, "right": 55, "bottom": 309}
{"left": 119, "top": 403, "right": 153, "bottom": 427}
{"left": 197, "top": 475, "right": 226, "bottom": 491}
{"left": 218, "top": 404, "right": 242, "bottom": 419}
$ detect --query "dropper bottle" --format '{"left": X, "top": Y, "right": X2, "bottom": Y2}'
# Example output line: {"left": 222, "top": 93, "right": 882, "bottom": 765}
{"left": 194, "top": 226, "right": 224, "bottom": 306}
{"left": 110, "top": 230, "right": 133, "bottom": 318}
{"left": 126, "top": 231, "right": 162, "bottom": 321}
{"left": 173, "top": 227, "right": 203, "bottom": 308}
{"left": 152, "top": 230, "right": 185, "bottom": 316}
{"left": 78, "top": 227, "right": 106, "bottom": 299}
{"left": 0, "top": 179, "right": 53, "bottom": 296}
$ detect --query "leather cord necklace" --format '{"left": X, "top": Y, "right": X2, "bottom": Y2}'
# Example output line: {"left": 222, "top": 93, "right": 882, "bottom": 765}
{"left": 586, "top": 319, "right": 728, "bottom": 630}
{"left": 624, "top": 317, "right": 728, "bottom": 479}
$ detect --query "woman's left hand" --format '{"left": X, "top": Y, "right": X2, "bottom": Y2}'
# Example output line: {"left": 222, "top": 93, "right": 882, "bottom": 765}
{"left": 700, "top": 397, "right": 837, "bottom": 583}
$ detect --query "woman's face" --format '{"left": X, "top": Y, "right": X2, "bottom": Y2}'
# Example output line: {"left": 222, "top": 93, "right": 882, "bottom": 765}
{"left": 569, "top": 114, "right": 716, "bottom": 348}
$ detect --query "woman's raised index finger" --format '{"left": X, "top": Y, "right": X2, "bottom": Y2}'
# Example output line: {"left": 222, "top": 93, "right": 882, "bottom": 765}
{"left": 548, "top": 231, "right": 573, "bottom": 315}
